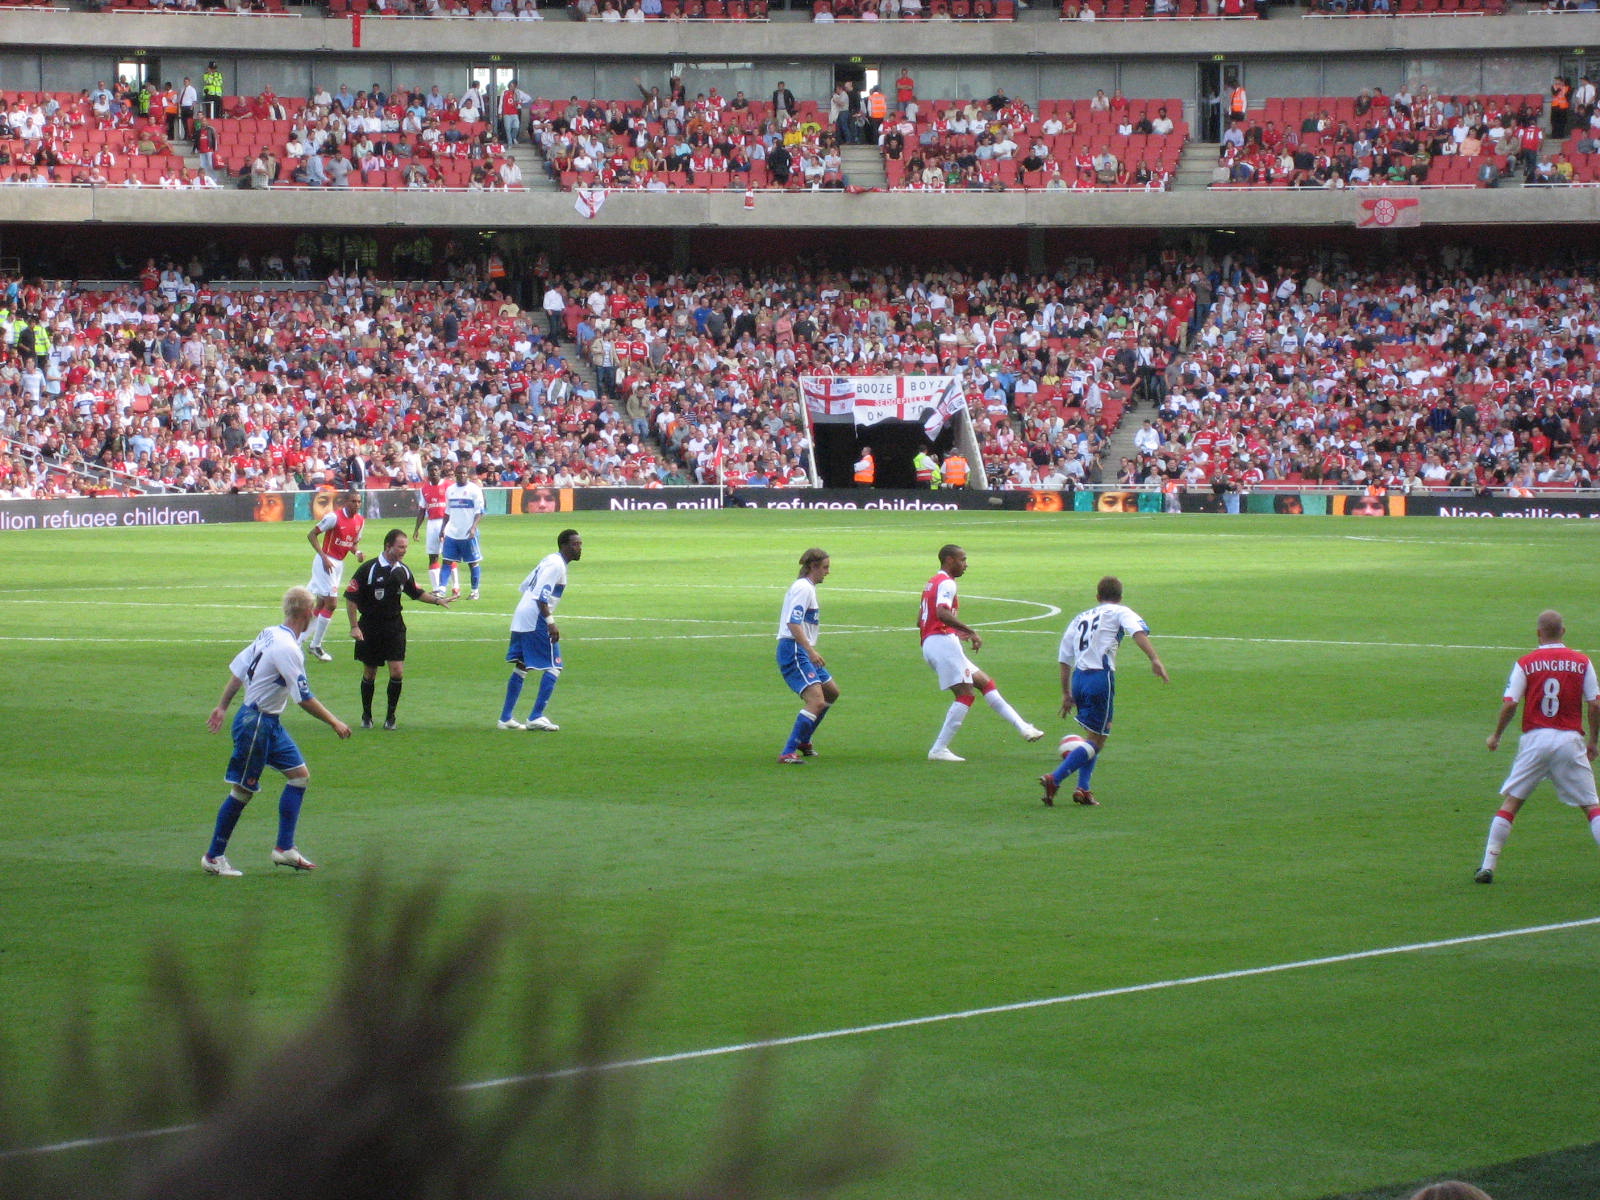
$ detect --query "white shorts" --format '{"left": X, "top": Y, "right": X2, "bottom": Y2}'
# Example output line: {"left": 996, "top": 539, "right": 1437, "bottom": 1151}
{"left": 922, "top": 633, "right": 977, "bottom": 690}
{"left": 423, "top": 517, "right": 444, "bottom": 556}
{"left": 1500, "top": 727, "right": 1600, "bottom": 808}
{"left": 308, "top": 554, "right": 347, "bottom": 598}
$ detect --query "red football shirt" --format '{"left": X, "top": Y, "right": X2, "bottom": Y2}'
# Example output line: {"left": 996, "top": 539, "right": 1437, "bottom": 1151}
{"left": 1509, "top": 645, "right": 1598, "bottom": 734}
{"left": 918, "top": 571, "right": 959, "bottom": 641}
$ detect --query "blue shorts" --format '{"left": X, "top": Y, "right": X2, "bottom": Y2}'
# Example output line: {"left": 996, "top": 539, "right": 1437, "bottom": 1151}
{"left": 778, "top": 638, "right": 831, "bottom": 695}
{"left": 225, "top": 705, "right": 305, "bottom": 793}
{"left": 442, "top": 535, "right": 481, "bottom": 564}
{"left": 1071, "top": 668, "right": 1115, "bottom": 737}
{"left": 507, "top": 628, "right": 562, "bottom": 674}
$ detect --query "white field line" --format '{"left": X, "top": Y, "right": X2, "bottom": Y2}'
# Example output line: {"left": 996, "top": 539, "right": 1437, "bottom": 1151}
{"left": 6, "top": 914, "right": 1597, "bottom": 1160}
{"left": 0, "top": 629, "right": 1525, "bottom": 653}
{"left": 1, "top": 585, "right": 1527, "bottom": 651}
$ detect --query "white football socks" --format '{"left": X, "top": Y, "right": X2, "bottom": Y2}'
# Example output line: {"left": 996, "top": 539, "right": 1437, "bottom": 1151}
{"left": 930, "top": 700, "right": 971, "bottom": 754}
{"left": 983, "top": 688, "right": 1029, "bottom": 733}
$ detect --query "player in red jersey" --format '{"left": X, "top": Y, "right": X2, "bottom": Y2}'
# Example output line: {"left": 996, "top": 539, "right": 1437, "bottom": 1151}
{"left": 303, "top": 490, "right": 365, "bottom": 662}
{"left": 411, "top": 461, "right": 450, "bottom": 594}
{"left": 919, "top": 544, "right": 1043, "bottom": 762}
{"left": 1476, "top": 609, "right": 1600, "bottom": 883}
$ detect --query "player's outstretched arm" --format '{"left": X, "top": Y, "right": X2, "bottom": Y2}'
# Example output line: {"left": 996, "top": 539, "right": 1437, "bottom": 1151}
{"left": 300, "top": 696, "right": 353, "bottom": 739}
{"left": 1058, "top": 661, "right": 1074, "bottom": 718}
{"left": 1133, "top": 631, "right": 1169, "bottom": 682}
{"left": 207, "top": 675, "right": 244, "bottom": 732}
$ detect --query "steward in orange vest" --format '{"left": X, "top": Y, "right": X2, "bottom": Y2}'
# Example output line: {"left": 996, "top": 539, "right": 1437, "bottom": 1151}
{"left": 853, "top": 448, "right": 876, "bottom": 486}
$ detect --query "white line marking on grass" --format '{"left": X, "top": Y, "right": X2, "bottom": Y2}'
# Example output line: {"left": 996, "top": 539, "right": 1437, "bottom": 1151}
{"left": 0, "top": 1122, "right": 202, "bottom": 1160}
{"left": 10, "top": 915, "right": 1594, "bottom": 1160}
{"left": 1001, "top": 629, "right": 1525, "bottom": 652}
{"left": 460, "top": 914, "right": 1600, "bottom": 1088}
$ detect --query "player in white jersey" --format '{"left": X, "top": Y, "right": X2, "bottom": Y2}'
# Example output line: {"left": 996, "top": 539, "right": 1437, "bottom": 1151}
{"left": 498, "top": 529, "right": 582, "bottom": 730}
{"left": 1039, "top": 576, "right": 1168, "bottom": 806}
{"left": 201, "top": 587, "right": 352, "bottom": 877}
{"left": 775, "top": 548, "right": 839, "bottom": 764}
{"left": 438, "top": 463, "right": 487, "bottom": 600}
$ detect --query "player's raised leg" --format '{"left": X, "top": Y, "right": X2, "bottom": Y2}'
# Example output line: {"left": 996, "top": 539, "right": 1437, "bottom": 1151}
{"left": 976, "top": 674, "right": 1043, "bottom": 741}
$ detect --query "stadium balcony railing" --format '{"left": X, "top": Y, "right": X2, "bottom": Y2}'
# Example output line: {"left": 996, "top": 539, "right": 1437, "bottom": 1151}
{"left": 1, "top": 434, "right": 184, "bottom": 495}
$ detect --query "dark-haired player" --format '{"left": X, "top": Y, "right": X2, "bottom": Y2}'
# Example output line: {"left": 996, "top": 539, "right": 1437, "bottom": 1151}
{"left": 920, "top": 544, "right": 1043, "bottom": 762}
{"left": 344, "top": 529, "right": 453, "bottom": 731}
{"left": 499, "top": 529, "right": 582, "bottom": 731}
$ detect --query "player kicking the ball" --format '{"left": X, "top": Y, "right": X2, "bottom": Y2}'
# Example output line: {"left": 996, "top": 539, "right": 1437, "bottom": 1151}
{"left": 920, "top": 544, "right": 1043, "bottom": 762}
{"left": 1041, "top": 576, "right": 1168, "bottom": 806}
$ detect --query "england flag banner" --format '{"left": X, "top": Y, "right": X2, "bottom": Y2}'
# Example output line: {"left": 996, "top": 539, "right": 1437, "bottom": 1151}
{"left": 801, "top": 376, "right": 966, "bottom": 437}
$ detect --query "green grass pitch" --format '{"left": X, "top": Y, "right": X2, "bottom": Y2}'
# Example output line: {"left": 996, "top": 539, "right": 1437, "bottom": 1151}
{"left": 3, "top": 509, "right": 1599, "bottom": 1198}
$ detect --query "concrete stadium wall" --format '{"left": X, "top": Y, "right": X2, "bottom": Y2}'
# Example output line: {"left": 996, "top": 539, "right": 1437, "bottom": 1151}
{"left": 0, "top": 8, "right": 1593, "bottom": 59}
{"left": 7, "top": 179, "right": 1600, "bottom": 228}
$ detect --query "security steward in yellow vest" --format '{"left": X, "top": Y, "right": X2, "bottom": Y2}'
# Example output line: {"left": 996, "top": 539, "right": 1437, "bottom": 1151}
{"left": 202, "top": 63, "right": 225, "bottom": 119}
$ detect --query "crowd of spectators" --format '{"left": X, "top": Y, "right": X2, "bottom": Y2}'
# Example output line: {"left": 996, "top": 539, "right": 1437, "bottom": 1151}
{"left": 1109, "top": 247, "right": 1600, "bottom": 497}
{"left": 3, "top": 244, "right": 1600, "bottom": 501}
{"left": 1212, "top": 86, "right": 1568, "bottom": 188}
{"left": 205, "top": 82, "right": 530, "bottom": 188}
{"left": 879, "top": 88, "right": 1183, "bottom": 191}
{"left": 0, "top": 82, "right": 192, "bottom": 187}
{"left": 531, "top": 78, "right": 1185, "bottom": 193}
{"left": 1059, "top": 0, "right": 1260, "bottom": 18}
{"left": 534, "top": 87, "right": 813, "bottom": 191}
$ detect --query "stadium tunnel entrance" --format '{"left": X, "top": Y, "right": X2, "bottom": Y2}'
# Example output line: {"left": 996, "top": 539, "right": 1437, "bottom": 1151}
{"left": 813, "top": 419, "right": 954, "bottom": 489}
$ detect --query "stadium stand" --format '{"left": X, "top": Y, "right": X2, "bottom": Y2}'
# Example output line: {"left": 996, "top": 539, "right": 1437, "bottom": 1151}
{"left": 1211, "top": 89, "right": 1548, "bottom": 188}
{"left": 4, "top": 246, "right": 1600, "bottom": 499}
{"left": 1, "top": 0, "right": 1597, "bottom": 502}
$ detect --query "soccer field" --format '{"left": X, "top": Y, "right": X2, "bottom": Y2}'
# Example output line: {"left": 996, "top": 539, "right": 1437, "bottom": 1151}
{"left": 3, "top": 509, "right": 1598, "bottom": 1199}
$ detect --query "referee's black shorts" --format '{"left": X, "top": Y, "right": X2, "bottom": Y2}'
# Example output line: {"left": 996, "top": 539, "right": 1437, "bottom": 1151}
{"left": 354, "top": 620, "right": 407, "bottom": 667}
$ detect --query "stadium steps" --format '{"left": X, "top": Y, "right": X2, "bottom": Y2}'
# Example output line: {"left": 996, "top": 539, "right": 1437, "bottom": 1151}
{"left": 1171, "top": 141, "right": 1219, "bottom": 190}
{"left": 565, "top": 351, "right": 602, "bottom": 396}
{"left": 1099, "top": 402, "right": 1146, "bottom": 473}
{"left": 514, "top": 143, "right": 561, "bottom": 191}
{"left": 841, "top": 144, "right": 887, "bottom": 190}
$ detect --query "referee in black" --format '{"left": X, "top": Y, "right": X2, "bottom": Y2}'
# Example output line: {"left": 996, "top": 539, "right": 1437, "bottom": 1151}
{"left": 343, "top": 529, "right": 452, "bottom": 730}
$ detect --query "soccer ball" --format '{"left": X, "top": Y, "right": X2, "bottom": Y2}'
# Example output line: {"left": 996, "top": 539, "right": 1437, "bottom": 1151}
{"left": 1058, "top": 734, "right": 1094, "bottom": 761}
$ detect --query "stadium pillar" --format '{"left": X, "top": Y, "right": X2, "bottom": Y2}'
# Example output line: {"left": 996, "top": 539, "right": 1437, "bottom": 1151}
{"left": 672, "top": 230, "right": 692, "bottom": 271}
{"left": 1027, "top": 229, "right": 1045, "bottom": 275}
